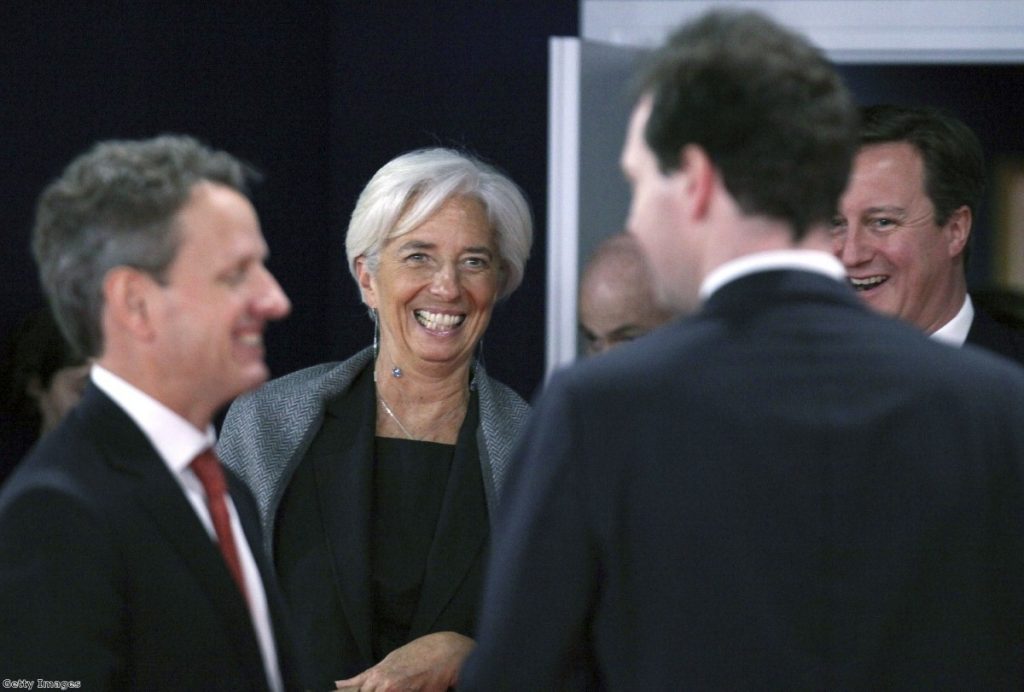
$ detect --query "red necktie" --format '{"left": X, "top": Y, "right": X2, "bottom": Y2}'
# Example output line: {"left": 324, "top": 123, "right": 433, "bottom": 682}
{"left": 190, "top": 448, "right": 248, "bottom": 602}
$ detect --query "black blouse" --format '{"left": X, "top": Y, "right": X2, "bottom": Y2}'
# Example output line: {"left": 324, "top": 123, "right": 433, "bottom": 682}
{"left": 371, "top": 437, "right": 454, "bottom": 660}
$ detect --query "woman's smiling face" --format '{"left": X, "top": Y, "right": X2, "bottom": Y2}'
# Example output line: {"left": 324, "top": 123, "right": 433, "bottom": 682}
{"left": 357, "top": 195, "right": 502, "bottom": 375}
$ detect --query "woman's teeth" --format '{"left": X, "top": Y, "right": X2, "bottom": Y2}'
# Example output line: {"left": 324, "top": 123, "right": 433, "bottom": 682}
{"left": 415, "top": 310, "right": 464, "bottom": 330}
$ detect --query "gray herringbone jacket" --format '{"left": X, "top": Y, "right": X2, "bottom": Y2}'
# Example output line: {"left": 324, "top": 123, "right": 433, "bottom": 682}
{"left": 217, "top": 347, "right": 530, "bottom": 558}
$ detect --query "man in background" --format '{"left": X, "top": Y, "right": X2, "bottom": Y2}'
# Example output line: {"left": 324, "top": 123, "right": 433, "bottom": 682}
{"left": 578, "top": 231, "right": 677, "bottom": 356}
{"left": 0, "top": 135, "right": 304, "bottom": 689}
{"left": 831, "top": 104, "right": 1024, "bottom": 363}
{"left": 461, "top": 10, "right": 1024, "bottom": 689}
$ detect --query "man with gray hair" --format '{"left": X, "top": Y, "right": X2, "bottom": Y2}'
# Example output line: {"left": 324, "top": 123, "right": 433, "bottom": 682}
{"left": 0, "top": 135, "right": 304, "bottom": 689}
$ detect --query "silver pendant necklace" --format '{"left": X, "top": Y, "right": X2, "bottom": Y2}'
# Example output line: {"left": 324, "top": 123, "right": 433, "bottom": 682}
{"left": 373, "top": 359, "right": 413, "bottom": 437}
{"left": 374, "top": 353, "right": 465, "bottom": 441}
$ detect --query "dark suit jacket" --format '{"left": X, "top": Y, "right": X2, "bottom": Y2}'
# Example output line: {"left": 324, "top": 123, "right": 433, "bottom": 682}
{"left": 270, "top": 367, "right": 489, "bottom": 688}
{"left": 218, "top": 349, "right": 531, "bottom": 689}
{"left": 462, "top": 270, "right": 1024, "bottom": 690}
{"left": 0, "top": 384, "right": 307, "bottom": 690}
{"left": 967, "top": 303, "right": 1024, "bottom": 366}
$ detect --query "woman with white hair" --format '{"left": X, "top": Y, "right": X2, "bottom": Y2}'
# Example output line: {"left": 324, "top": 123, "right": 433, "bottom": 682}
{"left": 219, "top": 147, "right": 533, "bottom": 690}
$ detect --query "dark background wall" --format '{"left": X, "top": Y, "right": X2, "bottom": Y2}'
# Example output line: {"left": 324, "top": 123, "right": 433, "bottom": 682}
{"left": 6, "top": 5, "right": 1020, "bottom": 410}
{"left": 1, "top": 2, "right": 580, "bottom": 403}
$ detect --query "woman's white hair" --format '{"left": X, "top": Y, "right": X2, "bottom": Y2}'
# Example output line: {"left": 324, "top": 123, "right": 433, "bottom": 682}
{"left": 345, "top": 147, "right": 533, "bottom": 299}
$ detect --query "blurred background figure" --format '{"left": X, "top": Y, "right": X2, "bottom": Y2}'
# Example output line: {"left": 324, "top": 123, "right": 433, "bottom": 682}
{"left": 578, "top": 232, "right": 678, "bottom": 356}
{"left": 0, "top": 307, "right": 88, "bottom": 481}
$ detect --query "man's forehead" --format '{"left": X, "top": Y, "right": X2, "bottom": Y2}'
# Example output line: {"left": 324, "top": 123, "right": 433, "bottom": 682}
{"left": 855, "top": 141, "right": 923, "bottom": 173}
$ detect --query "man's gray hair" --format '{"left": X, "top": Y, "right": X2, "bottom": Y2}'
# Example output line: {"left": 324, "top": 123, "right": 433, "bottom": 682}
{"left": 32, "top": 134, "right": 257, "bottom": 358}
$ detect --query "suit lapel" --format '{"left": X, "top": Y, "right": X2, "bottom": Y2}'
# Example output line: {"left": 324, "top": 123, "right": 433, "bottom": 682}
{"left": 79, "top": 385, "right": 268, "bottom": 691}
{"left": 309, "top": 371, "right": 377, "bottom": 663}
{"left": 302, "top": 368, "right": 489, "bottom": 651}
{"left": 408, "top": 393, "right": 488, "bottom": 637}
{"left": 966, "top": 306, "right": 1024, "bottom": 364}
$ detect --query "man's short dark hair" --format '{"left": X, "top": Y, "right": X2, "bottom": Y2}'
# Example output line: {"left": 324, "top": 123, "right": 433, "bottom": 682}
{"left": 637, "top": 10, "right": 858, "bottom": 238}
{"left": 859, "top": 104, "right": 985, "bottom": 226}
{"left": 32, "top": 135, "right": 258, "bottom": 358}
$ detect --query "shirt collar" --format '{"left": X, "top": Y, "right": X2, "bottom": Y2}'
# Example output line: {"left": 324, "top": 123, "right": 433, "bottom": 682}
{"left": 699, "top": 249, "right": 846, "bottom": 302}
{"left": 930, "top": 294, "right": 973, "bottom": 347}
{"left": 90, "top": 364, "right": 215, "bottom": 472}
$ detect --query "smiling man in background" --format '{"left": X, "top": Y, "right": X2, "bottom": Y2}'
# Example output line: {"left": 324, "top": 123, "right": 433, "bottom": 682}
{"left": 831, "top": 104, "right": 1024, "bottom": 363}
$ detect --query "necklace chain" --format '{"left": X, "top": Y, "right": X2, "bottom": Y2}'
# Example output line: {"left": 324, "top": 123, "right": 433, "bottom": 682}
{"left": 373, "top": 359, "right": 468, "bottom": 441}
{"left": 377, "top": 392, "right": 415, "bottom": 439}
{"left": 376, "top": 388, "right": 468, "bottom": 441}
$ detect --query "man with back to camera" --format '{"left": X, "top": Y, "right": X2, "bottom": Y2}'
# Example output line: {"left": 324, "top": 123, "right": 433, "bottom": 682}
{"left": 0, "top": 135, "right": 307, "bottom": 689}
{"left": 460, "top": 10, "right": 1024, "bottom": 689}
{"left": 831, "top": 103, "right": 1024, "bottom": 363}
{"left": 578, "top": 231, "right": 678, "bottom": 356}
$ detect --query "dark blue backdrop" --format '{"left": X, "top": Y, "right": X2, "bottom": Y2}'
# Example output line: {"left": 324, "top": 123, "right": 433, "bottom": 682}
{"left": 1, "top": 2, "right": 580, "bottom": 402}
{"left": 5, "top": 5, "right": 1021, "bottom": 405}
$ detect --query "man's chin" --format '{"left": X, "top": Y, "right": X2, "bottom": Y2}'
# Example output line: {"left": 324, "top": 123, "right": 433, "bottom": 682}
{"left": 858, "top": 291, "right": 900, "bottom": 319}
{"left": 223, "top": 365, "right": 271, "bottom": 401}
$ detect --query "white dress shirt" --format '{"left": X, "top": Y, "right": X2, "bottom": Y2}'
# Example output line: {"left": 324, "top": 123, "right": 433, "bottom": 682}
{"left": 699, "top": 249, "right": 847, "bottom": 301}
{"left": 701, "top": 252, "right": 975, "bottom": 350}
{"left": 930, "top": 294, "right": 974, "bottom": 347}
{"left": 91, "top": 364, "right": 283, "bottom": 692}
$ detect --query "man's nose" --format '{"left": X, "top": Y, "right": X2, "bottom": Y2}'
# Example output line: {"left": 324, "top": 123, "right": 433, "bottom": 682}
{"left": 255, "top": 265, "right": 292, "bottom": 320}
{"left": 835, "top": 226, "right": 872, "bottom": 267}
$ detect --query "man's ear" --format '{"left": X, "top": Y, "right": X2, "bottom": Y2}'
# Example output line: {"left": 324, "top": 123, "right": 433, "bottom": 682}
{"left": 944, "top": 205, "right": 971, "bottom": 259}
{"left": 678, "top": 144, "right": 716, "bottom": 219}
{"left": 355, "top": 256, "right": 378, "bottom": 309}
{"left": 102, "top": 266, "right": 158, "bottom": 340}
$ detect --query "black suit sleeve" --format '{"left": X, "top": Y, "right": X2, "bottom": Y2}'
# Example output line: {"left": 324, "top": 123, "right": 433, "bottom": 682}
{"left": 460, "top": 373, "right": 600, "bottom": 690}
{"left": 0, "top": 481, "right": 126, "bottom": 689}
